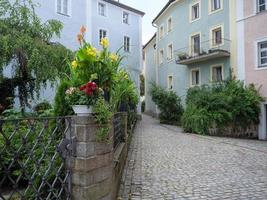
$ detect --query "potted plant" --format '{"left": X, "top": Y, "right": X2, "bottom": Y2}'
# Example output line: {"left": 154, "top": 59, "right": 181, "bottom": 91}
{"left": 177, "top": 52, "right": 188, "bottom": 61}
{"left": 65, "top": 81, "right": 102, "bottom": 116}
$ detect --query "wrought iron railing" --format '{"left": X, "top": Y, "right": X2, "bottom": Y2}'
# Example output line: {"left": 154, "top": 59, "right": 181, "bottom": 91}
{"left": 0, "top": 117, "right": 74, "bottom": 200}
{"left": 174, "top": 38, "right": 231, "bottom": 64}
{"left": 113, "top": 113, "right": 124, "bottom": 150}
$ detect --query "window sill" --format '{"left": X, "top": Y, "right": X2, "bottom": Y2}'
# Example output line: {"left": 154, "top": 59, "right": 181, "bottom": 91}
{"left": 208, "top": 8, "right": 223, "bottom": 15}
{"left": 57, "top": 12, "right": 70, "bottom": 17}
{"left": 255, "top": 66, "right": 267, "bottom": 70}
{"left": 190, "top": 18, "right": 200, "bottom": 23}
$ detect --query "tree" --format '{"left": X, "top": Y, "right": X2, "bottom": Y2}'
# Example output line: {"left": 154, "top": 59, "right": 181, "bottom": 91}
{"left": 0, "top": 0, "right": 73, "bottom": 112}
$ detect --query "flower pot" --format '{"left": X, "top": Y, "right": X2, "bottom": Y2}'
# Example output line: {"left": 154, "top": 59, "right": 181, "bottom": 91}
{"left": 72, "top": 105, "right": 93, "bottom": 116}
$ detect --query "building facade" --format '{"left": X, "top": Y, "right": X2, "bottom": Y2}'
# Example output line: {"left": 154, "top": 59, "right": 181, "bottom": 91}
{"left": 5, "top": 0, "right": 144, "bottom": 111}
{"left": 143, "top": 34, "right": 157, "bottom": 115}
{"left": 144, "top": 0, "right": 237, "bottom": 114}
{"left": 236, "top": 0, "right": 267, "bottom": 140}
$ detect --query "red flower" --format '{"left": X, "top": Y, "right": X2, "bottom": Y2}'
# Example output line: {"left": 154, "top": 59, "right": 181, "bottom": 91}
{"left": 79, "top": 82, "right": 98, "bottom": 96}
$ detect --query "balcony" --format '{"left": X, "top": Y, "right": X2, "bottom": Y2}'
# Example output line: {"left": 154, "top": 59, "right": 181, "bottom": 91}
{"left": 175, "top": 39, "right": 231, "bottom": 65}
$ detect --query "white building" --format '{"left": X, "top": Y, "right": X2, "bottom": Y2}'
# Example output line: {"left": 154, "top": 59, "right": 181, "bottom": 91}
{"left": 22, "top": 0, "right": 144, "bottom": 111}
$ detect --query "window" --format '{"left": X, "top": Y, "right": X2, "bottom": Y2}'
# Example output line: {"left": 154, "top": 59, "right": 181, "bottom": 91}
{"left": 124, "top": 36, "right": 130, "bottom": 52}
{"left": 159, "top": 49, "right": 164, "bottom": 64}
{"left": 191, "top": 34, "right": 201, "bottom": 55}
{"left": 57, "top": 0, "right": 69, "bottom": 15}
{"left": 168, "top": 76, "right": 173, "bottom": 90}
{"left": 99, "top": 29, "right": 107, "bottom": 44}
{"left": 257, "top": 0, "right": 266, "bottom": 12}
{"left": 258, "top": 41, "right": 267, "bottom": 68}
{"left": 191, "top": 69, "right": 200, "bottom": 86}
{"left": 191, "top": 2, "right": 200, "bottom": 21}
{"left": 159, "top": 26, "right": 164, "bottom": 39}
{"left": 98, "top": 2, "right": 106, "bottom": 16}
{"left": 211, "top": 0, "right": 221, "bottom": 11}
{"left": 167, "top": 44, "right": 173, "bottom": 60}
{"left": 167, "top": 17, "right": 172, "bottom": 32}
{"left": 211, "top": 65, "right": 223, "bottom": 82}
{"left": 212, "top": 27, "right": 222, "bottom": 46}
{"left": 123, "top": 12, "right": 129, "bottom": 24}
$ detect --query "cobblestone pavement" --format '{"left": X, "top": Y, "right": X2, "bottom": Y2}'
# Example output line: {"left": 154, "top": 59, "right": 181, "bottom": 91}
{"left": 118, "top": 114, "right": 267, "bottom": 200}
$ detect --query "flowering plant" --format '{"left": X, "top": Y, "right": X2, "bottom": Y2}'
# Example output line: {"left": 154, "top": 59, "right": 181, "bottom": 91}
{"left": 65, "top": 81, "right": 101, "bottom": 106}
{"left": 69, "top": 26, "right": 123, "bottom": 100}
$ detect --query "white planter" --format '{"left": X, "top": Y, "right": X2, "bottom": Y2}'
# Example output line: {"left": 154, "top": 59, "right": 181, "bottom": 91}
{"left": 72, "top": 105, "right": 93, "bottom": 116}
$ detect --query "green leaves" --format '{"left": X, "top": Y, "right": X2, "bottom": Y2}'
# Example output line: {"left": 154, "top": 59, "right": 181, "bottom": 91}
{"left": 150, "top": 83, "right": 184, "bottom": 125}
{"left": 182, "top": 79, "right": 265, "bottom": 135}
{"left": 0, "top": 0, "right": 73, "bottom": 110}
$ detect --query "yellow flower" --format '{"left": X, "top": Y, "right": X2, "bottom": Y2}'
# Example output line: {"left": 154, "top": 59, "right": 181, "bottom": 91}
{"left": 100, "top": 38, "right": 109, "bottom": 48}
{"left": 109, "top": 53, "right": 119, "bottom": 62}
{"left": 71, "top": 60, "right": 78, "bottom": 69}
{"left": 86, "top": 47, "right": 97, "bottom": 57}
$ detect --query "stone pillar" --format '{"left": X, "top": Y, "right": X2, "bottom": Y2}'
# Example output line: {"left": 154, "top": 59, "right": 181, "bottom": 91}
{"left": 71, "top": 116, "right": 114, "bottom": 200}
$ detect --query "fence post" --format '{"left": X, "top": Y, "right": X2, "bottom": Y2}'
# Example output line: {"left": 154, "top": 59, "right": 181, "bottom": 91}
{"left": 71, "top": 116, "right": 114, "bottom": 200}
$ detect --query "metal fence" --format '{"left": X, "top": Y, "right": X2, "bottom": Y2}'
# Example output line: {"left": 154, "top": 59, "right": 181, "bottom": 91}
{"left": 0, "top": 117, "right": 74, "bottom": 200}
{"left": 113, "top": 113, "right": 124, "bottom": 150}
{"left": 113, "top": 111, "right": 137, "bottom": 150}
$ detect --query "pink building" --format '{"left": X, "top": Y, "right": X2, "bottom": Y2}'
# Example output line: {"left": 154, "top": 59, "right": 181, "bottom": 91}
{"left": 237, "top": 0, "right": 267, "bottom": 140}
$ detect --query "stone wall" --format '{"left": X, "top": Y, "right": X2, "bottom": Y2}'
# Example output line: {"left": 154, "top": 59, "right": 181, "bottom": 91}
{"left": 71, "top": 114, "right": 130, "bottom": 200}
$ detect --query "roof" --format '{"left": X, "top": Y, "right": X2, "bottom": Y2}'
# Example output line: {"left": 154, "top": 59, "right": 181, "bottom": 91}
{"left": 103, "top": 0, "right": 145, "bottom": 16}
{"left": 152, "top": 0, "right": 176, "bottom": 24}
{"left": 143, "top": 33, "right": 156, "bottom": 50}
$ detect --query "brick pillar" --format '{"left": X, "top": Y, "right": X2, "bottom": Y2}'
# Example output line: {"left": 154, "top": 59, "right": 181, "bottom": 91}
{"left": 71, "top": 116, "right": 114, "bottom": 200}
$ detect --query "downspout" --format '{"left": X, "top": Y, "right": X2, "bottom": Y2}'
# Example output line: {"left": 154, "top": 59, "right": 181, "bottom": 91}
{"left": 152, "top": 22, "right": 160, "bottom": 115}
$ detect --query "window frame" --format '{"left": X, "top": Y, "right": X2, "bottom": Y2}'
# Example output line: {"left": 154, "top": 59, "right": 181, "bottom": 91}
{"left": 159, "top": 25, "right": 164, "bottom": 39}
{"left": 167, "top": 75, "right": 174, "bottom": 90}
{"left": 98, "top": 2, "right": 107, "bottom": 17}
{"left": 210, "top": 24, "right": 224, "bottom": 48}
{"left": 159, "top": 49, "right": 164, "bottom": 64}
{"left": 123, "top": 36, "right": 131, "bottom": 53}
{"left": 257, "top": 40, "right": 267, "bottom": 68}
{"left": 190, "top": 68, "right": 201, "bottom": 87}
{"left": 189, "top": 1, "right": 201, "bottom": 23}
{"left": 122, "top": 11, "right": 130, "bottom": 24}
{"left": 189, "top": 32, "right": 201, "bottom": 56}
{"left": 99, "top": 29, "right": 108, "bottom": 45}
{"left": 209, "top": 0, "right": 223, "bottom": 15}
{"left": 167, "top": 43, "right": 173, "bottom": 61}
{"left": 167, "top": 17, "right": 173, "bottom": 33}
{"left": 257, "top": 0, "right": 267, "bottom": 13}
{"left": 56, "top": 0, "right": 71, "bottom": 16}
{"left": 210, "top": 64, "right": 224, "bottom": 82}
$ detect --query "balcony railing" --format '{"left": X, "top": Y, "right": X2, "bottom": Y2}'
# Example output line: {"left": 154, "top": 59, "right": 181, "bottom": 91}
{"left": 174, "top": 38, "right": 231, "bottom": 65}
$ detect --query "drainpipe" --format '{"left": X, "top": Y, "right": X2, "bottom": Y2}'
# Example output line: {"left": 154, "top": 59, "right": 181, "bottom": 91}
{"left": 152, "top": 22, "right": 160, "bottom": 116}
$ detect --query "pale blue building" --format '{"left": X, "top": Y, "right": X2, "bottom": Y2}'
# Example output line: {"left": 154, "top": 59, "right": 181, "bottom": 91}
{"left": 4, "top": 0, "right": 144, "bottom": 112}
{"left": 145, "top": 0, "right": 237, "bottom": 115}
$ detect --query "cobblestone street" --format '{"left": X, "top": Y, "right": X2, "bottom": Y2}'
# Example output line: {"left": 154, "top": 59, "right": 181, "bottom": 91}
{"left": 118, "top": 115, "right": 267, "bottom": 200}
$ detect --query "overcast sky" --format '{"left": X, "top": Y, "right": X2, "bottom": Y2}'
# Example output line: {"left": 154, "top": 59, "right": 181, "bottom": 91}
{"left": 119, "top": 0, "right": 168, "bottom": 44}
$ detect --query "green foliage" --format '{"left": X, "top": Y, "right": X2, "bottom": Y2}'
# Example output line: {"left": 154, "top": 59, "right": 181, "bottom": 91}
{"left": 140, "top": 74, "right": 145, "bottom": 96}
{"left": 0, "top": 0, "right": 73, "bottom": 109}
{"left": 0, "top": 118, "right": 67, "bottom": 198}
{"left": 150, "top": 83, "right": 184, "bottom": 124}
{"left": 110, "top": 70, "right": 138, "bottom": 112}
{"left": 182, "top": 79, "right": 265, "bottom": 135}
{"left": 93, "top": 98, "right": 113, "bottom": 143}
{"left": 141, "top": 100, "right": 145, "bottom": 113}
{"left": 54, "top": 79, "right": 73, "bottom": 116}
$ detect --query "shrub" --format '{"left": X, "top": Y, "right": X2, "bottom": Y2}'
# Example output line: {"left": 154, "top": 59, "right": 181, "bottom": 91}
{"left": 141, "top": 100, "right": 145, "bottom": 113}
{"left": 150, "top": 83, "right": 184, "bottom": 125}
{"left": 54, "top": 79, "right": 73, "bottom": 116}
{"left": 182, "top": 79, "right": 264, "bottom": 135}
